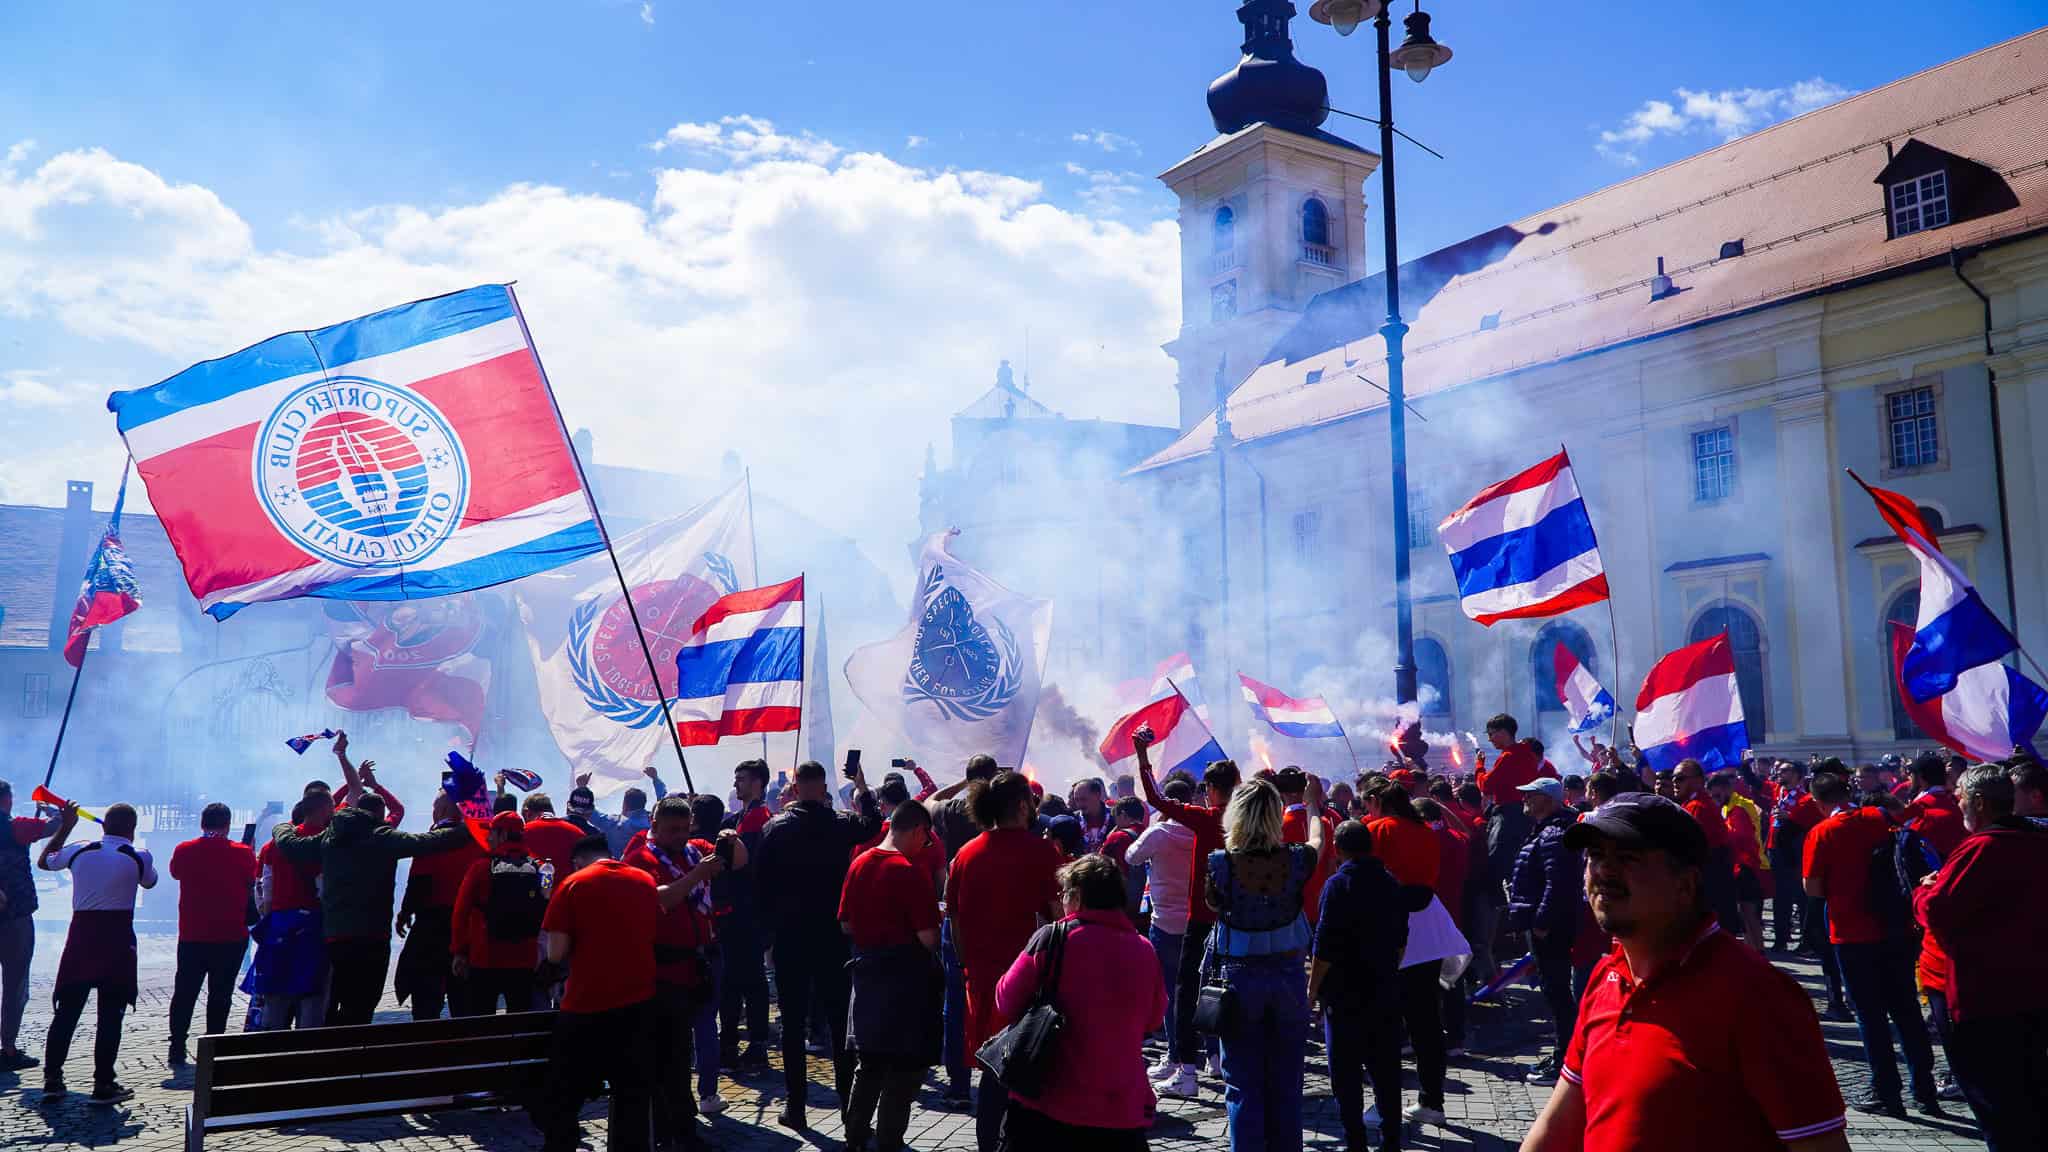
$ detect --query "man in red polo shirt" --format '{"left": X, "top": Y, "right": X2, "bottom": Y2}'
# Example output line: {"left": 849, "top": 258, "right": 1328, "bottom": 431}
{"left": 253, "top": 785, "right": 334, "bottom": 1030}
{"left": 1521, "top": 793, "right": 1848, "bottom": 1152}
{"left": 452, "top": 812, "right": 546, "bottom": 1016}
{"left": 537, "top": 835, "right": 658, "bottom": 1152}
{"left": 1802, "top": 773, "right": 1939, "bottom": 1119}
{"left": 1903, "top": 752, "right": 1967, "bottom": 860}
{"left": 1133, "top": 728, "right": 1238, "bottom": 1100}
{"left": 519, "top": 794, "right": 587, "bottom": 882}
{"left": 840, "top": 799, "right": 943, "bottom": 1152}
{"left": 166, "top": 803, "right": 258, "bottom": 1065}
{"left": 627, "top": 797, "right": 736, "bottom": 1152}
{"left": 1276, "top": 767, "right": 1336, "bottom": 924}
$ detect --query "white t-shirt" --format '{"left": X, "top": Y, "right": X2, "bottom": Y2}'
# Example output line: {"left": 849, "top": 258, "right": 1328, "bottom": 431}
{"left": 43, "top": 834, "right": 158, "bottom": 911}
{"left": 1125, "top": 819, "right": 1196, "bottom": 935}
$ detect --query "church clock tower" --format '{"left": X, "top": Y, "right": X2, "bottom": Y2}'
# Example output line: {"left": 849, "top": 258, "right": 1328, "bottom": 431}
{"left": 1160, "top": 0, "right": 1378, "bottom": 431}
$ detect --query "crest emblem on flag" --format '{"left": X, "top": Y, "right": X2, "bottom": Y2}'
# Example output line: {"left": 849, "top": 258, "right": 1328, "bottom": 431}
{"left": 569, "top": 552, "right": 740, "bottom": 728}
{"left": 255, "top": 376, "right": 470, "bottom": 567}
{"left": 902, "top": 564, "right": 1020, "bottom": 722}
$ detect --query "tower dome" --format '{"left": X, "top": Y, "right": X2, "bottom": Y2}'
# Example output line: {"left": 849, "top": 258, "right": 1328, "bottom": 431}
{"left": 1206, "top": 0, "right": 1332, "bottom": 136}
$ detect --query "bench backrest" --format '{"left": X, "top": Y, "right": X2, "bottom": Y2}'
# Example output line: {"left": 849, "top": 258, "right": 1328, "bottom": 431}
{"left": 194, "top": 1011, "right": 557, "bottom": 1125}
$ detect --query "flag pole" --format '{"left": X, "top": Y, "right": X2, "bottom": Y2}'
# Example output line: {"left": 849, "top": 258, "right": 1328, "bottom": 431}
{"left": 1563, "top": 443, "right": 1626, "bottom": 750}
{"left": 506, "top": 284, "right": 695, "bottom": 794}
{"left": 794, "top": 573, "right": 808, "bottom": 774}
{"left": 41, "top": 646, "right": 88, "bottom": 791}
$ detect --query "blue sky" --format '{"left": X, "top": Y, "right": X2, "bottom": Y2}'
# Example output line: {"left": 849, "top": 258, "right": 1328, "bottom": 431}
{"left": 1, "top": 0, "right": 2041, "bottom": 552}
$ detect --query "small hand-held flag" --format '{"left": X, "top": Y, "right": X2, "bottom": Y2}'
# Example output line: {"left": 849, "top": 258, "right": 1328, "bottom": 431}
{"left": 1553, "top": 644, "right": 1616, "bottom": 735}
{"left": 1237, "top": 672, "right": 1346, "bottom": 740}
{"left": 1439, "top": 450, "right": 1608, "bottom": 626}
{"left": 500, "top": 768, "right": 544, "bottom": 792}
{"left": 63, "top": 468, "right": 142, "bottom": 667}
{"left": 285, "top": 729, "right": 337, "bottom": 755}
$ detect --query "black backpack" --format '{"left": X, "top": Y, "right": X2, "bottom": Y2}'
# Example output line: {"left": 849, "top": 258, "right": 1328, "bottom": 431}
{"left": 484, "top": 856, "right": 547, "bottom": 941}
{"left": 1865, "top": 825, "right": 1938, "bottom": 940}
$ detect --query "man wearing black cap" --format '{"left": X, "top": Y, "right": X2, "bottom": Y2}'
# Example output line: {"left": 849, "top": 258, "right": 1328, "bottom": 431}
{"left": 1504, "top": 778, "right": 1581, "bottom": 1085}
{"left": 1521, "top": 793, "right": 1849, "bottom": 1152}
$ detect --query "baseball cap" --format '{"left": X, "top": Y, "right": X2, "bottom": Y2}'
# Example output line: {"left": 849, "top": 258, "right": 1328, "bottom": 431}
{"left": 1273, "top": 767, "right": 1308, "bottom": 795}
{"left": 1516, "top": 778, "right": 1566, "bottom": 803}
{"left": 1562, "top": 792, "right": 1708, "bottom": 868}
{"left": 566, "top": 786, "right": 596, "bottom": 812}
{"left": 490, "top": 811, "right": 525, "bottom": 840}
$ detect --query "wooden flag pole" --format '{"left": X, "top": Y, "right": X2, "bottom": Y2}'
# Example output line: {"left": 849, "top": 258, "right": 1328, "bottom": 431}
{"left": 508, "top": 284, "right": 695, "bottom": 795}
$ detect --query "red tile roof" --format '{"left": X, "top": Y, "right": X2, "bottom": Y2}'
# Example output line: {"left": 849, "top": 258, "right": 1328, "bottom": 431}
{"left": 1137, "top": 28, "right": 2048, "bottom": 472}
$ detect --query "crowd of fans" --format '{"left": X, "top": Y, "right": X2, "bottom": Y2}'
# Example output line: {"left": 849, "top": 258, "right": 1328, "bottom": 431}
{"left": 1, "top": 717, "right": 2044, "bottom": 1152}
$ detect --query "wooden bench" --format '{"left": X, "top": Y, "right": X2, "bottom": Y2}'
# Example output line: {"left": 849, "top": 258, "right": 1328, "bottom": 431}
{"left": 185, "top": 1010, "right": 556, "bottom": 1151}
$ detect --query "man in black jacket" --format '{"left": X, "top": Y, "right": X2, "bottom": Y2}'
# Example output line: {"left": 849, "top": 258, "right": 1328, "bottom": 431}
{"left": 753, "top": 758, "right": 878, "bottom": 1131}
{"left": 1311, "top": 820, "right": 1412, "bottom": 1152}
{"left": 1505, "top": 778, "right": 1583, "bottom": 1085}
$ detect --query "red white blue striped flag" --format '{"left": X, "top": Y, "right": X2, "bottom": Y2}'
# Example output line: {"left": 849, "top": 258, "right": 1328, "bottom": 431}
{"left": 672, "top": 576, "right": 805, "bottom": 747}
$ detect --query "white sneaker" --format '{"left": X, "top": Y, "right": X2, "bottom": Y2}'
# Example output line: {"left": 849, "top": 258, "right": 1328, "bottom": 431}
{"left": 1403, "top": 1103, "right": 1446, "bottom": 1128}
{"left": 698, "top": 1096, "right": 727, "bottom": 1116}
{"left": 1148, "top": 1056, "right": 1179, "bottom": 1081}
{"left": 1160, "top": 1067, "right": 1199, "bottom": 1099}
{"left": 1206, "top": 1053, "right": 1225, "bottom": 1080}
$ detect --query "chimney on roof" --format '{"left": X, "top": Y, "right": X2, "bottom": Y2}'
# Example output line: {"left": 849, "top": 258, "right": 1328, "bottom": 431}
{"left": 1885, "top": 141, "right": 1895, "bottom": 162}
{"left": 1649, "top": 257, "right": 1677, "bottom": 302}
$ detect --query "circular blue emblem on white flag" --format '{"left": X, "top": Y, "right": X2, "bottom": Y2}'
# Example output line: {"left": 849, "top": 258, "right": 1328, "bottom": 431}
{"left": 903, "top": 565, "right": 1020, "bottom": 722}
{"left": 254, "top": 376, "right": 470, "bottom": 568}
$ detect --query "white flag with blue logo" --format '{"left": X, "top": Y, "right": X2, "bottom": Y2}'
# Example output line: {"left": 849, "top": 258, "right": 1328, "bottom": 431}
{"left": 844, "top": 529, "right": 1052, "bottom": 770}
{"left": 518, "top": 478, "right": 754, "bottom": 796}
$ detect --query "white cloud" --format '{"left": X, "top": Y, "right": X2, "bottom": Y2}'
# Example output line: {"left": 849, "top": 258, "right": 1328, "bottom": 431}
{"left": 0, "top": 370, "right": 77, "bottom": 409}
{"left": 905, "top": 135, "right": 928, "bottom": 150}
{"left": 1071, "top": 130, "right": 1138, "bottom": 154}
{"left": 4, "top": 139, "right": 36, "bottom": 170}
{"left": 1062, "top": 163, "right": 1156, "bottom": 217}
{"left": 0, "top": 133, "right": 1180, "bottom": 569}
{"left": 639, "top": 1, "right": 654, "bottom": 25}
{"left": 650, "top": 114, "right": 842, "bottom": 166}
{"left": 1595, "top": 78, "right": 1854, "bottom": 165}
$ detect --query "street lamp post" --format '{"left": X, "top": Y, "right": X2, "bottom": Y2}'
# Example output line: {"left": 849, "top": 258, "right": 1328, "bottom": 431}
{"left": 1308, "top": 0, "right": 1449, "bottom": 708}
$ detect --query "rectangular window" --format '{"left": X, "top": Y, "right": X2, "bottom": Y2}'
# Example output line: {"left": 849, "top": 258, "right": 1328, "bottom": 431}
{"left": 22, "top": 673, "right": 49, "bottom": 719}
{"left": 1692, "top": 426, "right": 1735, "bottom": 503}
{"left": 1406, "top": 489, "right": 1433, "bottom": 549}
{"left": 1888, "top": 385, "right": 1940, "bottom": 470}
{"left": 1292, "top": 508, "right": 1321, "bottom": 562}
{"left": 1888, "top": 170, "right": 1950, "bottom": 237}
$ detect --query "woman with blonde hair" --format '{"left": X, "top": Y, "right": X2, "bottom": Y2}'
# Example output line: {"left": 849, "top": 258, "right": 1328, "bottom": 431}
{"left": 1203, "top": 774, "right": 1326, "bottom": 1151}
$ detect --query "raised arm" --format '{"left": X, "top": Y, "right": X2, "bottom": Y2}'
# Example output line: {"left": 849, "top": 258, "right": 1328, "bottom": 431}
{"left": 907, "top": 759, "right": 938, "bottom": 802}
{"left": 1303, "top": 775, "right": 1328, "bottom": 857}
{"left": 1134, "top": 727, "right": 1198, "bottom": 826}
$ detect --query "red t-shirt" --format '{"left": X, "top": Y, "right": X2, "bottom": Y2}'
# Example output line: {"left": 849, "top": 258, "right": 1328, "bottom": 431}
{"left": 1680, "top": 795, "right": 1731, "bottom": 852}
{"left": 1722, "top": 803, "right": 1762, "bottom": 873}
{"left": 408, "top": 826, "right": 485, "bottom": 911}
{"left": 1430, "top": 819, "right": 1472, "bottom": 929}
{"left": 945, "top": 827, "right": 1061, "bottom": 974}
{"left": 522, "top": 817, "right": 587, "bottom": 882}
{"left": 1565, "top": 924, "right": 1845, "bottom": 1150}
{"left": 1905, "top": 790, "right": 1967, "bottom": 860}
{"left": 1478, "top": 745, "right": 1542, "bottom": 807}
{"left": 1281, "top": 805, "right": 1336, "bottom": 923}
{"left": 170, "top": 834, "right": 259, "bottom": 943}
{"left": 1369, "top": 816, "right": 1441, "bottom": 889}
{"left": 1802, "top": 806, "right": 1897, "bottom": 944}
{"left": 542, "top": 858, "right": 657, "bottom": 1014}
{"left": 259, "top": 825, "right": 323, "bottom": 914}
{"left": 839, "top": 846, "right": 942, "bottom": 951}
{"left": 452, "top": 850, "right": 543, "bottom": 971}
{"left": 1102, "top": 827, "right": 1137, "bottom": 869}
{"left": 624, "top": 839, "right": 717, "bottom": 986}
{"left": 11, "top": 816, "right": 54, "bottom": 846}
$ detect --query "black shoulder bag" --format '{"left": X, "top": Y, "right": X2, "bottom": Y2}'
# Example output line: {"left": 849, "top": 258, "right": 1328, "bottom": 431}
{"left": 974, "top": 920, "right": 1069, "bottom": 1097}
{"left": 1192, "top": 853, "right": 1238, "bottom": 1036}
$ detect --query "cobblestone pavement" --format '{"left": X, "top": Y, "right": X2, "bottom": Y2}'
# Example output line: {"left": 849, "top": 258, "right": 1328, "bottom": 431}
{"left": 1, "top": 926, "right": 1983, "bottom": 1150}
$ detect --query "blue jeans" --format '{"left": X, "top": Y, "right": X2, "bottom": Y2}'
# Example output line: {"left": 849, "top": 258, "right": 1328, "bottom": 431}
{"left": 694, "top": 947, "right": 722, "bottom": 1101}
{"left": 942, "top": 919, "right": 970, "bottom": 1095}
{"left": 1835, "top": 938, "right": 1936, "bottom": 1107}
{"left": 1217, "top": 953, "right": 1309, "bottom": 1152}
{"left": 1148, "top": 925, "right": 1184, "bottom": 1060}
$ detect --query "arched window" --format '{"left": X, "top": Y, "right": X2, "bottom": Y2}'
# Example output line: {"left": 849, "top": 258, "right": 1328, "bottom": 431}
{"left": 1301, "top": 197, "right": 1330, "bottom": 247}
{"left": 1415, "top": 637, "right": 1451, "bottom": 717}
{"left": 1532, "top": 622, "right": 1597, "bottom": 719}
{"left": 1689, "top": 603, "right": 1766, "bottom": 743}
{"left": 1213, "top": 205, "right": 1235, "bottom": 256}
{"left": 1885, "top": 586, "right": 1923, "bottom": 740}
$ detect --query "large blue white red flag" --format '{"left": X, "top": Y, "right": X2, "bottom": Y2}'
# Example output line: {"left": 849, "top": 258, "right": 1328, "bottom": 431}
{"left": 520, "top": 479, "right": 755, "bottom": 795}
{"left": 1439, "top": 450, "right": 1609, "bottom": 626}
{"left": 1634, "top": 634, "right": 1747, "bottom": 773}
{"left": 1101, "top": 684, "right": 1227, "bottom": 780}
{"left": 62, "top": 470, "right": 142, "bottom": 666}
{"left": 845, "top": 530, "right": 1051, "bottom": 770}
{"left": 1890, "top": 624, "right": 2045, "bottom": 762}
{"left": 1237, "top": 672, "right": 1345, "bottom": 740}
{"left": 107, "top": 285, "right": 603, "bottom": 619}
{"left": 674, "top": 577, "right": 805, "bottom": 747}
{"left": 1553, "top": 644, "right": 1615, "bottom": 735}
{"left": 1851, "top": 471, "right": 2016, "bottom": 701}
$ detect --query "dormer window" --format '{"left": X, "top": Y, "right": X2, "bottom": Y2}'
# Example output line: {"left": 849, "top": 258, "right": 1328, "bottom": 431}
{"left": 1888, "top": 170, "right": 1950, "bottom": 237}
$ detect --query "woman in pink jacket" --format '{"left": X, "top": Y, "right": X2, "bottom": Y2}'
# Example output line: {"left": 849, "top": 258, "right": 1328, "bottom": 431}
{"left": 994, "top": 853, "right": 1166, "bottom": 1149}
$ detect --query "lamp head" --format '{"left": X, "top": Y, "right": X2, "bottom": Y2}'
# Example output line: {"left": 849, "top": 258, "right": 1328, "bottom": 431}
{"left": 1307, "top": 0, "right": 1383, "bottom": 37}
{"left": 1388, "top": 6, "right": 1452, "bottom": 82}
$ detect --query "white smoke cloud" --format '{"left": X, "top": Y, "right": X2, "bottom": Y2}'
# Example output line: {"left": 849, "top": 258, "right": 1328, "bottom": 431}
{"left": 1595, "top": 78, "right": 1854, "bottom": 165}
